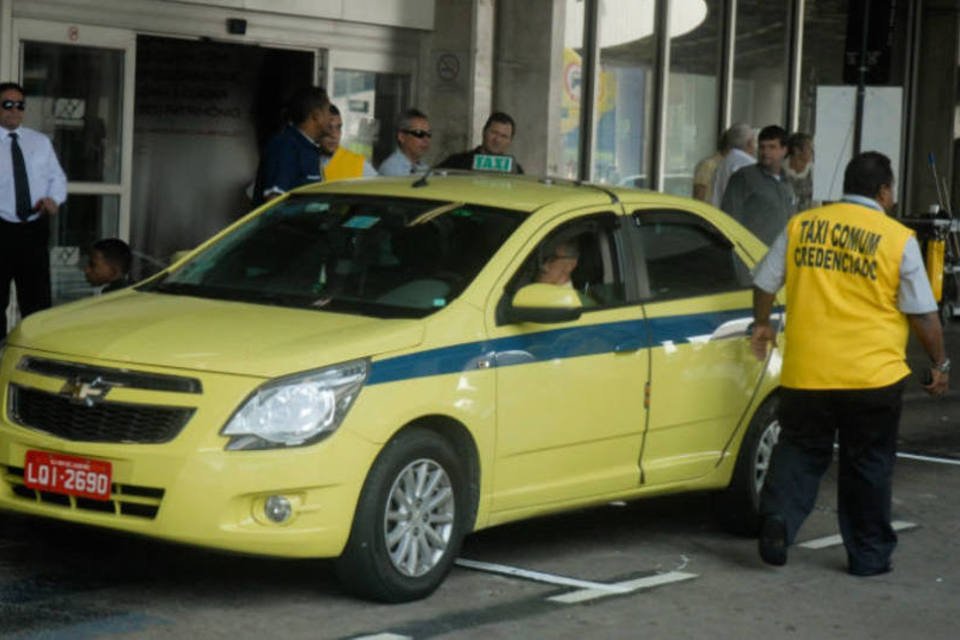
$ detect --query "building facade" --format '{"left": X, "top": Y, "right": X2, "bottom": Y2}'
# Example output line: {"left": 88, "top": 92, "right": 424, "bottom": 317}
{"left": 0, "top": 0, "right": 957, "bottom": 309}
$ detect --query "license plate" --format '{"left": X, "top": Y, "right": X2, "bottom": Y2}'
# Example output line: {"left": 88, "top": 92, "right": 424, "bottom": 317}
{"left": 23, "top": 450, "right": 113, "bottom": 501}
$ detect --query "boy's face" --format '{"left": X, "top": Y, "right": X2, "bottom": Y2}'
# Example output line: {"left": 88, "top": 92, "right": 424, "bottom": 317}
{"left": 84, "top": 250, "right": 120, "bottom": 286}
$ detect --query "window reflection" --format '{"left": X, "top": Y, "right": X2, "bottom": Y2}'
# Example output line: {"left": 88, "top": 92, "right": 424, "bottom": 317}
{"left": 22, "top": 43, "right": 124, "bottom": 183}
{"left": 558, "top": 0, "right": 585, "bottom": 179}
{"left": 665, "top": 0, "right": 723, "bottom": 197}
{"left": 333, "top": 70, "right": 411, "bottom": 166}
{"left": 593, "top": 0, "right": 656, "bottom": 186}
{"left": 732, "top": 1, "right": 789, "bottom": 128}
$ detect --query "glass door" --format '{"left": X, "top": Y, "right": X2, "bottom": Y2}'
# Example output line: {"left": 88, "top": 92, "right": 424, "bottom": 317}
{"left": 12, "top": 19, "right": 135, "bottom": 304}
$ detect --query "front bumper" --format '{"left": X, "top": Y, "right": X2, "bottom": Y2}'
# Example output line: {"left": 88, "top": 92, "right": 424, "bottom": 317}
{"left": 0, "top": 348, "right": 379, "bottom": 558}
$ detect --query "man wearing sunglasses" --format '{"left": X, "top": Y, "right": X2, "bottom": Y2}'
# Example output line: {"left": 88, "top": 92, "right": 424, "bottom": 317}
{"left": 378, "top": 109, "right": 432, "bottom": 177}
{"left": 0, "top": 81, "right": 67, "bottom": 338}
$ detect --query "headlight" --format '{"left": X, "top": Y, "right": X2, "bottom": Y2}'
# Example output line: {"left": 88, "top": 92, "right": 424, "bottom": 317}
{"left": 222, "top": 359, "right": 368, "bottom": 450}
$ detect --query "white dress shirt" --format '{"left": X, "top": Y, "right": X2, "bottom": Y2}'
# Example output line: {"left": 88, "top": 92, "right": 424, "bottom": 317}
{"left": 378, "top": 148, "right": 430, "bottom": 176}
{"left": 0, "top": 126, "right": 67, "bottom": 223}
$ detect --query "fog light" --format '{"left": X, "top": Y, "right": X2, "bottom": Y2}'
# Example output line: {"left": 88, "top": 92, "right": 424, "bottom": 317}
{"left": 264, "top": 495, "right": 292, "bottom": 523}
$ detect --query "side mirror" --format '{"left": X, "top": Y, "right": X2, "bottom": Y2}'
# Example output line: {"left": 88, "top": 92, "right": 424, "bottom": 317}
{"left": 507, "top": 283, "right": 583, "bottom": 324}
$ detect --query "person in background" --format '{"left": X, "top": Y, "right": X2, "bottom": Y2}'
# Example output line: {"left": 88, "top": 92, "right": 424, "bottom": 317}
{"left": 378, "top": 108, "right": 432, "bottom": 176}
{"left": 0, "top": 81, "right": 67, "bottom": 338}
{"left": 750, "top": 151, "right": 948, "bottom": 576}
{"left": 320, "top": 104, "right": 378, "bottom": 181}
{"left": 84, "top": 237, "right": 133, "bottom": 294}
{"left": 711, "top": 123, "right": 755, "bottom": 207}
{"left": 721, "top": 125, "right": 796, "bottom": 245}
{"left": 785, "top": 132, "right": 815, "bottom": 212}
{"left": 438, "top": 112, "right": 524, "bottom": 174}
{"left": 253, "top": 85, "right": 332, "bottom": 205}
{"left": 692, "top": 129, "right": 730, "bottom": 203}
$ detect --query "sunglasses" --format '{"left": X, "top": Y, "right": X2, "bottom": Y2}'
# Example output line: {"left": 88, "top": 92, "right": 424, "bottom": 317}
{"left": 1, "top": 100, "right": 25, "bottom": 111}
{"left": 402, "top": 129, "right": 432, "bottom": 139}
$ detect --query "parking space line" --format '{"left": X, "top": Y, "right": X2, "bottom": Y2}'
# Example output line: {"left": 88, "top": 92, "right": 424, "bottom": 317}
{"left": 455, "top": 558, "right": 629, "bottom": 592}
{"left": 897, "top": 452, "right": 960, "bottom": 466}
{"left": 350, "top": 634, "right": 413, "bottom": 640}
{"left": 547, "top": 571, "right": 699, "bottom": 604}
{"left": 799, "top": 520, "right": 917, "bottom": 550}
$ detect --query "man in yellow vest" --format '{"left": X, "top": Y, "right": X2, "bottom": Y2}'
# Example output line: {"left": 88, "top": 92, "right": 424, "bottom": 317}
{"left": 320, "top": 104, "right": 378, "bottom": 182}
{"left": 751, "top": 151, "right": 949, "bottom": 576}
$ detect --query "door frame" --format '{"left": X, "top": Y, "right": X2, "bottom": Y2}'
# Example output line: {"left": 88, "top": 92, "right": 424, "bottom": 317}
{"left": 11, "top": 18, "right": 136, "bottom": 240}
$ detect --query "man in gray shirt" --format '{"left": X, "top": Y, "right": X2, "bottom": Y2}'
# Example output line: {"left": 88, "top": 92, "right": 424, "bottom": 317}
{"left": 721, "top": 125, "right": 796, "bottom": 245}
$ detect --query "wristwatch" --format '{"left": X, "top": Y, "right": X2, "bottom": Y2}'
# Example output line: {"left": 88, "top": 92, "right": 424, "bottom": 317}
{"left": 933, "top": 358, "right": 951, "bottom": 374}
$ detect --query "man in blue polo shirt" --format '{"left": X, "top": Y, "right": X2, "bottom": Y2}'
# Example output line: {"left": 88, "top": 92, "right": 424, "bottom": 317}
{"left": 253, "top": 86, "right": 332, "bottom": 206}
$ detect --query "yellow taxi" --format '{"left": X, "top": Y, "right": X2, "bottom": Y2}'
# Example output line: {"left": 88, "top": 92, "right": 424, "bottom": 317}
{"left": 0, "top": 174, "right": 782, "bottom": 602}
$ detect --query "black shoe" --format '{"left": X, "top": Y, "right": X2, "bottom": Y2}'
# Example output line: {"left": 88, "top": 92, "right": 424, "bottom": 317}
{"left": 848, "top": 564, "right": 892, "bottom": 577}
{"left": 758, "top": 516, "right": 788, "bottom": 566}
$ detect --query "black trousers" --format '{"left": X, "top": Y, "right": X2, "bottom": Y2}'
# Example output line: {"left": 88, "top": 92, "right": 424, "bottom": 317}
{"left": 0, "top": 217, "right": 52, "bottom": 337}
{"left": 759, "top": 379, "right": 906, "bottom": 573}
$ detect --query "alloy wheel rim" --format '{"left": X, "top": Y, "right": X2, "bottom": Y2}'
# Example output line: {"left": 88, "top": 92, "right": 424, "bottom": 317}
{"left": 754, "top": 419, "right": 781, "bottom": 494}
{"left": 384, "top": 457, "right": 455, "bottom": 577}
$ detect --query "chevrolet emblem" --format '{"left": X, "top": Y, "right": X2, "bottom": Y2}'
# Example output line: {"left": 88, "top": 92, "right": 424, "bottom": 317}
{"left": 61, "top": 376, "right": 111, "bottom": 407}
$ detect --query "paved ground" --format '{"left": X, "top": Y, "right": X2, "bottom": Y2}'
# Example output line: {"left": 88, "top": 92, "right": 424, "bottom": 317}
{"left": 1, "top": 325, "right": 958, "bottom": 639}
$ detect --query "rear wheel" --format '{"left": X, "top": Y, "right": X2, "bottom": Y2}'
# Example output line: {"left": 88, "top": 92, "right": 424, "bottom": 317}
{"left": 335, "top": 428, "right": 467, "bottom": 602}
{"left": 716, "top": 395, "right": 780, "bottom": 535}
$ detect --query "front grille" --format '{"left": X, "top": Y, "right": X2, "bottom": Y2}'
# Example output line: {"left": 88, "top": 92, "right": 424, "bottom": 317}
{"left": 4, "top": 466, "right": 164, "bottom": 519}
{"left": 18, "top": 357, "right": 202, "bottom": 393}
{"left": 9, "top": 385, "right": 195, "bottom": 444}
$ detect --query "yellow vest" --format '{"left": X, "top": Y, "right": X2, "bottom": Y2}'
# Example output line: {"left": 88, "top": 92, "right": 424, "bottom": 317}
{"left": 782, "top": 201, "right": 913, "bottom": 389}
{"left": 323, "top": 147, "right": 366, "bottom": 182}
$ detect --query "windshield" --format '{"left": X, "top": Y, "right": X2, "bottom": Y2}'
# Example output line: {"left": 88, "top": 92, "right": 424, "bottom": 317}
{"left": 141, "top": 194, "right": 524, "bottom": 318}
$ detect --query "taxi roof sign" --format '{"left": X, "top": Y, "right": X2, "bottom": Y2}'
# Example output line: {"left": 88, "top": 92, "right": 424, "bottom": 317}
{"left": 472, "top": 154, "right": 514, "bottom": 173}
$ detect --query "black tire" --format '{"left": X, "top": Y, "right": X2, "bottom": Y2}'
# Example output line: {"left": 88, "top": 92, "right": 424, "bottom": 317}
{"left": 715, "top": 395, "right": 781, "bottom": 536}
{"left": 334, "top": 428, "right": 467, "bottom": 602}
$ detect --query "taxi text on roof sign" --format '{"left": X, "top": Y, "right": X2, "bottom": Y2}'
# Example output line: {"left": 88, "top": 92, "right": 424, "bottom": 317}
{"left": 472, "top": 154, "right": 514, "bottom": 172}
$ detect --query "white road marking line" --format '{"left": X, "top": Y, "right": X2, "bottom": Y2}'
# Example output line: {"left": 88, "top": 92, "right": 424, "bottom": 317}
{"left": 455, "top": 558, "right": 628, "bottom": 592}
{"left": 897, "top": 452, "right": 960, "bottom": 466}
{"left": 350, "top": 634, "right": 412, "bottom": 640}
{"left": 548, "top": 572, "right": 699, "bottom": 604}
{"left": 799, "top": 520, "right": 918, "bottom": 550}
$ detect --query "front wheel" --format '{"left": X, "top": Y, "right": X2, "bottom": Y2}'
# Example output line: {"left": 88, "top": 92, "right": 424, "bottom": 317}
{"left": 335, "top": 428, "right": 467, "bottom": 602}
{"left": 715, "top": 395, "right": 781, "bottom": 535}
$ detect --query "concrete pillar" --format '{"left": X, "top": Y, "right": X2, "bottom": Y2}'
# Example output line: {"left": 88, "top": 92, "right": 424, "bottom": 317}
{"left": 420, "top": 0, "right": 495, "bottom": 163}
{"left": 494, "top": 0, "right": 564, "bottom": 176}
{"left": 909, "top": 1, "right": 959, "bottom": 214}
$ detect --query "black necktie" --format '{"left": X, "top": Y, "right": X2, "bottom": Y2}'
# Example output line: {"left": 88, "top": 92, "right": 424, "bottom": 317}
{"left": 10, "top": 132, "right": 32, "bottom": 221}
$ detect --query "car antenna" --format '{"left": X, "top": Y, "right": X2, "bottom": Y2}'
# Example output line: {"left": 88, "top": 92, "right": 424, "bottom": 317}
{"left": 412, "top": 167, "right": 434, "bottom": 188}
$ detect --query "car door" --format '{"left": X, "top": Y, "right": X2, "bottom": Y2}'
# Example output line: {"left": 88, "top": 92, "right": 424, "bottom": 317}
{"left": 628, "top": 206, "right": 769, "bottom": 485}
{"left": 485, "top": 208, "right": 650, "bottom": 515}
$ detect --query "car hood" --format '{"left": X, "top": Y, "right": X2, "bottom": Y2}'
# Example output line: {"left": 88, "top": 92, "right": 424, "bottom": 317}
{"left": 10, "top": 291, "right": 425, "bottom": 378}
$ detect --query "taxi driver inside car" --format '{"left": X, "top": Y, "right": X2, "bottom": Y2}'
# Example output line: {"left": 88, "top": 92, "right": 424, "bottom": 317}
{"left": 0, "top": 173, "right": 781, "bottom": 603}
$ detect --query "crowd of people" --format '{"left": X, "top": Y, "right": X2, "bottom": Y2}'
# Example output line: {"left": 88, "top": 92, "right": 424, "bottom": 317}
{"left": 252, "top": 85, "right": 523, "bottom": 206}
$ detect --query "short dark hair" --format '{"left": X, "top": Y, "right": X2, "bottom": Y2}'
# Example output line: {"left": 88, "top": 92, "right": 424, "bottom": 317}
{"left": 397, "top": 108, "right": 428, "bottom": 131}
{"left": 92, "top": 238, "right": 132, "bottom": 274}
{"left": 787, "top": 132, "right": 812, "bottom": 155}
{"left": 0, "top": 81, "right": 25, "bottom": 95}
{"left": 758, "top": 125, "right": 788, "bottom": 146}
{"left": 843, "top": 151, "right": 894, "bottom": 198}
{"left": 483, "top": 112, "right": 516, "bottom": 137}
{"left": 286, "top": 86, "right": 330, "bottom": 125}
